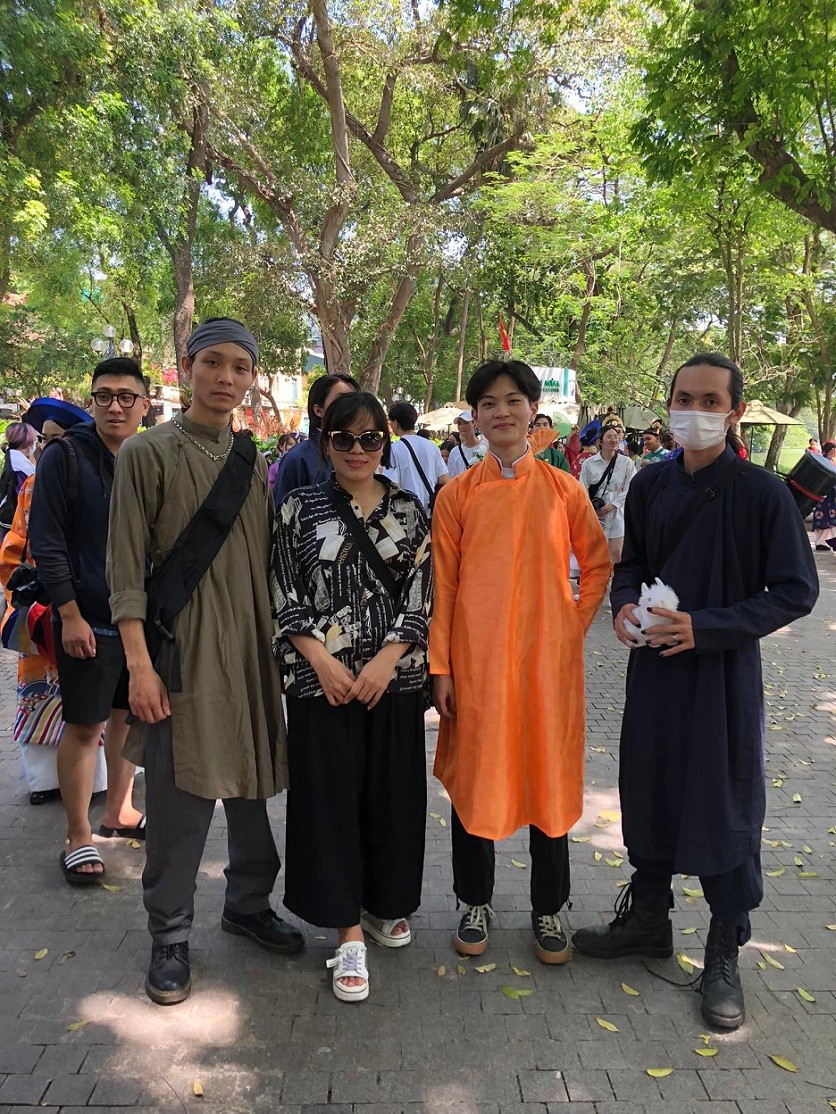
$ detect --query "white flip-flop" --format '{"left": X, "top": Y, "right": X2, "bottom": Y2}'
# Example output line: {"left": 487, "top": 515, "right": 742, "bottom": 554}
{"left": 360, "top": 912, "right": 412, "bottom": 948}
{"left": 326, "top": 941, "right": 369, "bottom": 1002}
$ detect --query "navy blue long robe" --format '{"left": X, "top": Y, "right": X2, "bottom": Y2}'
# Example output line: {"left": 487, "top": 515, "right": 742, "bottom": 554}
{"left": 611, "top": 446, "right": 819, "bottom": 877}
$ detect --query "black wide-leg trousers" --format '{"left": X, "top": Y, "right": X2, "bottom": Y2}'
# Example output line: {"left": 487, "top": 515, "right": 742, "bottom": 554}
{"left": 451, "top": 807, "right": 571, "bottom": 914}
{"left": 629, "top": 852, "right": 763, "bottom": 945}
{"left": 283, "top": 691, "right": 427, "bottom": 928}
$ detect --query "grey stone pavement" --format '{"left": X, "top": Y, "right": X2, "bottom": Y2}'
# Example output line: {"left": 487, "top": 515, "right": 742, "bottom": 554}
{"left": 1, "top": 558, "right": 835, "bottom": 1114}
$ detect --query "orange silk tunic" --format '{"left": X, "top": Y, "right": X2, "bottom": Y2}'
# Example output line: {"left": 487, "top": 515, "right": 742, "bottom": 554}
{"left": 430, "top": 450, "right": 611, "bottom": 840}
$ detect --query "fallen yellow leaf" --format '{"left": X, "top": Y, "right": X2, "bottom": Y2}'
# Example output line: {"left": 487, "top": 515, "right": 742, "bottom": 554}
{"left": 596, "top": 1017, "right": 618, "bottom": 1032}
{"left": 621, "top": 982, "right": 640, "bottom": 996}
{"left": 793, "top": 856, "right": 804, "bottom": 867}
{"left": 698, "top": 1034, "right": 713, "bottom": 1045}
{"left": 66, "top": 1021, "right": 88, "bottom": 1032}
{"left": 127, "top": 839, "right": 142, "bottom": 849}
{"left": 772, "top": 779, "right": 784, "bottom": 788}
{"left": 792, "top": 793, "right": 802, "bottom": 803}
{"left": 616, "top": 879, "right": 629, "bottom": 887}
{"left": 682, "top": 887, "right": 703, "bottom": 898}
{"left": 605, "top": 857, "right": 623, "bottom": 867}
{"left": 825, "top": 924, "right": 836, "bottom": 931}
{"left": 438, "top": 818, "right": 447, "bottom": 827}
{"left": 456, "top": 964, "right": 467, "bottom": 976}
{"left": 761, "top": 952, "right": 785, "bottom": 970}
{"left": 677, "top": 953, "right": 694, "bottom": 974}
{"left": 796, "top": 987, "right": 816, "bottom": 1003}
{"left": 757, "top": 960, "right": 767, "bottom": 970}
{"left": 828, "top": 827, "right": 836, "bottom": 835}
{"left": 99, "top": 882, "right": 122, "bottom": 892}
{"left": 763, "top": 838, "right": 781, "bottom": 847}
{"left": 680, "top": 927, "right": 697, "bottom": 934}
{"left": 571, "top": 836, "right": 590, "bottom": 843}
{"left": 694, "top": 1047, "right": 718, "bottom": 1057}
{"left": 33, "top": 948, "right": 48, "bottom": 960}
{"left": 646, "top": 1067, "right": 673, "bottom": 1078}
{"left": 799, "top": 872, "right": 820, "bottom": 878}
{"left": 783, "top": 943, "right": 797, "bottom": 953}
{"left": 501, "top": 986, "right": 533, "bottom": 999}
{"left": 510, "top": 859, "right": 527, "bottom": 869}
{"left": 802, "top": 845, "right": 813, "bottom": 854}
{"left": 314, "top": 935, "right": 326, "bottom": 940}
{"left": 512, "top": 966, "right": 531, "bottom": 977}
{"left": 474, "top": 963, "right": 497, "bottom": 973}
{"left": 768, "top": 1054, "right": 798, "bottom": 1073}
{"left": 429, "top": 811, "right": 440, "bottom": 818}
{"left": 598, "top": 810, "right": 621, "bottom": 823}
{"left": 766, "top": 868, "right": 786, "bottom": 877}
{"left": 594, "top": 851, "right": 603, "bottom": 861}
{"left": 437, "top": 965, "right": 446, "bottom": 977}
{"left": 193, "top": 1080, "right": 204, "bottom": 1097}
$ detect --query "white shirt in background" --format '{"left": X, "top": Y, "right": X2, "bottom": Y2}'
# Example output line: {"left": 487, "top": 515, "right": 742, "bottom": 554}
{"left": 447, "top": 442, "right": 487, "bottom": 478}
{"left": 385, "top": 434, "right": 448, "bottom": 512}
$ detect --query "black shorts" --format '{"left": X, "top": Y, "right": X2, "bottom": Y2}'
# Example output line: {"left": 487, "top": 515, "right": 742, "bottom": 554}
{"left": 54, "top": 623, "right": 130, "bottom": 725}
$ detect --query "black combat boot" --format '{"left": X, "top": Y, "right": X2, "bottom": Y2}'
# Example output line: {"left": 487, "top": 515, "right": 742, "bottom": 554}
{"left": 700, "top": 918, "right": 745, "bottom": 1030}
{"left": 146, "top": 942, "right": 191, "bottom": 1005}
{"left": 572, "top": 883, "right": 673, "bottom": 959}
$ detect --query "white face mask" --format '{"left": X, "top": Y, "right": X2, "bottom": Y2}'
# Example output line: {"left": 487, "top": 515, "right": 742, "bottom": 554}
{"left": 668, "top": 409, "right": 733, "bottom": 451}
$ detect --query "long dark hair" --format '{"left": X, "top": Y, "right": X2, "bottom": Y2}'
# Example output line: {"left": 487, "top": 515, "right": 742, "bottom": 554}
{"left": 668, "top": 352, "right": 745, "bottom": 455}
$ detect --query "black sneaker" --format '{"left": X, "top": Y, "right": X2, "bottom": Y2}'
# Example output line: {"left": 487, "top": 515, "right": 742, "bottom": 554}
{"left": 221, "top": 906, "right": 305, "bottom": 955}
{"left": 146, "top": 942, "right": 190, "bottom": 1005}
{"left": 572, "top": 883, "right": 673, "bottom": 959}
{"left": 532, "top": 911, "right": 571, "bottom": 965}
{"left": 701, "top": 918, "right": 745, "bottom": 1030}
{"left": 453, "top": 904, "right": 493, "bottom": 956}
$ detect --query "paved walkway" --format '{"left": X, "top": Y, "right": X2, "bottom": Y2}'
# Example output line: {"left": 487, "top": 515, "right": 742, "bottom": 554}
{"left": 0, "top": 557, "right": 834, "bottom": 1113}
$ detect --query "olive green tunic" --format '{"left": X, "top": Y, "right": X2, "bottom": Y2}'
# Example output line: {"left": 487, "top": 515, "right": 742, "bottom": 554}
{"left": 107, "top": 415, "right": 287, "bottom": 800}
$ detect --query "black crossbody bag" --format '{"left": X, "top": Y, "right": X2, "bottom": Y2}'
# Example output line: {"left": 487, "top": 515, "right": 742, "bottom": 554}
{"left": 587, "top": 453, "right": 618, "bottom": 512}
{"left": 320, "top": 483, "right": 400, "bottom": 600}
{"left": 144, "top": 433, "right": 257, "bottom": 688}
{"left": 399, "top": 437, "right": 437, "bottom": 513}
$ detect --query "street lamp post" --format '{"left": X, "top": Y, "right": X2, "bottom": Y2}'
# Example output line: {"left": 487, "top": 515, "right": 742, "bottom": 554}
{"left": 91, "top": 324, "right": 134, "bottom": 360}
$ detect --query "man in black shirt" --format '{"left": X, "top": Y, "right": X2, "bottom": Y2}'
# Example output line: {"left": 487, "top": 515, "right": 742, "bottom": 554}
{"left": 29, "top": 358, "right": 150, "bottom": 884}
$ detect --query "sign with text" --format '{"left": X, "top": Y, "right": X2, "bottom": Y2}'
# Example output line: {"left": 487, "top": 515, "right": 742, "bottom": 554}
{"left": 532, "top": 365, "right": 576, "bottom": 405}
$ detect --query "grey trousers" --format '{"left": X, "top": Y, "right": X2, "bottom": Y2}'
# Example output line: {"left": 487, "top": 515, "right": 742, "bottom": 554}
{"left": 142, "top": 719, "right": 281, "bottom": 945}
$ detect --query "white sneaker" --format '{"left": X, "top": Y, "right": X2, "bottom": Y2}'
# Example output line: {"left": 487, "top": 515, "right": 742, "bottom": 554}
{"left": 326, "top": 941, "right": 369, "bottom": 1002}
{"left": 360, "top": 912, "right": 412, "bottom": 948}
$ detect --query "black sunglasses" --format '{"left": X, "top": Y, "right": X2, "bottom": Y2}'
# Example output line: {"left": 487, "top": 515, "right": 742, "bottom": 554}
{"left": 328, "top": 430, "right": 385, "bottom": 453}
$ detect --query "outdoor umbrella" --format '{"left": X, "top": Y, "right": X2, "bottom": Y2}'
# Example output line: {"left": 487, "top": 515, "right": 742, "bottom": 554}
{"left": 23, "top": 397, "right": 90, "bottom": 433}
{"left": 738, "top": 399, "right": 804, "bottom": 457}
{"left": 417, "top": 403, "right": 468, "bottom": 433}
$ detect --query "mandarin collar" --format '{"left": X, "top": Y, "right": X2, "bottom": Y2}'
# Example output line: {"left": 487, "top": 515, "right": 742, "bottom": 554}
{"left": 484, "top": 445, "right": 535, "bottom": 479}
{"left": 675, "top": 443, "right": 737, "bottom": 486}
{"left": 178, "top": 412, "right": 230, "bottom": 443}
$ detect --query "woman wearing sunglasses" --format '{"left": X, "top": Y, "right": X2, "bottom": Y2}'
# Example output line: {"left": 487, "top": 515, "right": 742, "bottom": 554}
{"left": 271, "top": 390, "right": 432, "bottom": 1003}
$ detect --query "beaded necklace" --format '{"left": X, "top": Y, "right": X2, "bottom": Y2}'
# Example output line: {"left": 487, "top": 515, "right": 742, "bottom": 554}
{"left": 173, "top": 418, "right": 234, "bottom": 462}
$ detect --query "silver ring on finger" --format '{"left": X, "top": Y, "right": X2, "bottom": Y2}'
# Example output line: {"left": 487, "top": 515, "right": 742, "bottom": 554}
{"left": 671, "top": 636, "right": 680, "bottom": 646}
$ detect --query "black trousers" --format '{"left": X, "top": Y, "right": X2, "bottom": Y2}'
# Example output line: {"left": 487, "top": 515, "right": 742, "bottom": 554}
{"left": 451, "top": 808, "right": 571, "bottom": 914}
{"left": 283, "top": 691, "right": 427, "bottom": 928}
{"left": 142, "top": 719, "right": 281, "bottom": 945}
{"left": 629, "top": 852, "right": 763, "bottom": 945}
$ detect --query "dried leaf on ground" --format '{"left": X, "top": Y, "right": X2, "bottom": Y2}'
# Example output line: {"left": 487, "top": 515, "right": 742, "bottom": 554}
{"left": 474, "top": 963, "right": 497, "bottom": 973}
{"left": 783, "top": 943, "right": 797, "bottom": 953}
{"left": 680, "top": 927, "right": 697, "bottom": 934}
{"left": 694, "top": 1047, "right": 718, "bottom": 1057}
{"left": 512, "top": 967, "right": 531, "bottom": 977}
{"left": 645, "top": 1067, "right": 673, "bottom": 1078}
{"left": 99, "top": 883, "right": 123, "bottom": 892}
{"left": 792, "top": 793, "right": 802, "bottom": 803}
{"left": 761, "top": 952, "right": 785, "bottom": 970}
{"left": 67, "top": 1021, "right": 88, "bottom": 1032}
{"left": 825, "top": 924, "right": 836, "bottom": 930}
{"left": 698, "top": 1034, "right": 714, "bottom": 1045}
{"left": 457, "top": 965, "right": 467, "bottom": 976}
{"left": 768, "top": 1054, "right": 798, "bottom": 1072}
{"left": 33, "top": 948, "right": 48, "bottom": 960}
{"left": 57, "top": 951, "right": 76, "bottom": 964}
{"left": 128, "top": 839, "right": 142, "bottom": 849}
{"left": 594, "top": 851, "right": 603, "bottom": 862}
{"left": 796, "top": 987, "right": 816, "bottom": 1002}
{"left": 605, "top": 857, "right": 623, "bottom": 867}
{"left": 682, "top": 887, "right": 703, "bottom": 898}
{"left": 802, "top": 845, "right": 813, "bottom": 854}
{"left": 437, "top": 965, "right": 446, "bottom": 977}
{"left": 438, "top": 818, "right": 447, "bottom": 827}
{"left": 596, "top": 1017, "right": 618, "bottom": 1031}
{"left": 429, "top": 812, "right": 440, "bottom": 819}
{"left": 757, "top": 960, "right": 767, "bottom": 970}
{"left": 571, "top": 836, "right": 590, "bottom": 843}
{"left": 510, "top": 859, "right": 527, "bottom": 869}
{"left": 799, "top": 872, "right": 820, "bottom": 878}
{"left": 621, "top": 982, "right": 640, "bottom": 996}
{"left": 598, "top": 810, "right": 621, "bottom": 823}
{"left": 502, "top": 986, "right": 533, "bottom": 999}
{"left": 193, "top": 1080, "right": 204, "bottom": 1097}
{"left": 793, "top": 856, "right": 804, "bottom": 867}
{"left": 766, "top": 868, "right": 786, "bottom": 877}
{"left": 677, "top": 953, "right": 694, "bottom": 974}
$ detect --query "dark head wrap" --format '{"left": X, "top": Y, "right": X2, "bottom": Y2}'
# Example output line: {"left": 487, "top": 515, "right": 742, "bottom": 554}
{"left": 186, "top": 318, "right": 259, "bottom": 368}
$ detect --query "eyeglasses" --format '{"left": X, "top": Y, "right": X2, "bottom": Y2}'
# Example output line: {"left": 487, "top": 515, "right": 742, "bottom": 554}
{"left": 91, "top": 390, "right": 145, "bottom": 409}
{"left": 328, "top": 430, "right": 385, "bottom": 453}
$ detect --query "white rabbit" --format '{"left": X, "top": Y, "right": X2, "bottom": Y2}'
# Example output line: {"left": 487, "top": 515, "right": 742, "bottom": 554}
{"left": 623, "top": 578, "right": 679, "bottom": 646}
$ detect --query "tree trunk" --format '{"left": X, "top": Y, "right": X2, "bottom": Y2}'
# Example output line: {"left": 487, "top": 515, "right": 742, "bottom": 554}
{"left": 570, "top": 262, "right": 596, "bottom": 371}
{"left": 172, "top": 248, "right": 195, "bottom": 390}
{"left": 764, "top": 423, "right": 789, "bottom": 472}
{"left": 455, "top": 286, "right": 471, "bottom": 402}
{"left": 649, "top": 316, "right": 679, "bottom": 405}
{"left": 122, "top": 302, "right": 143, "bottom": 368}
